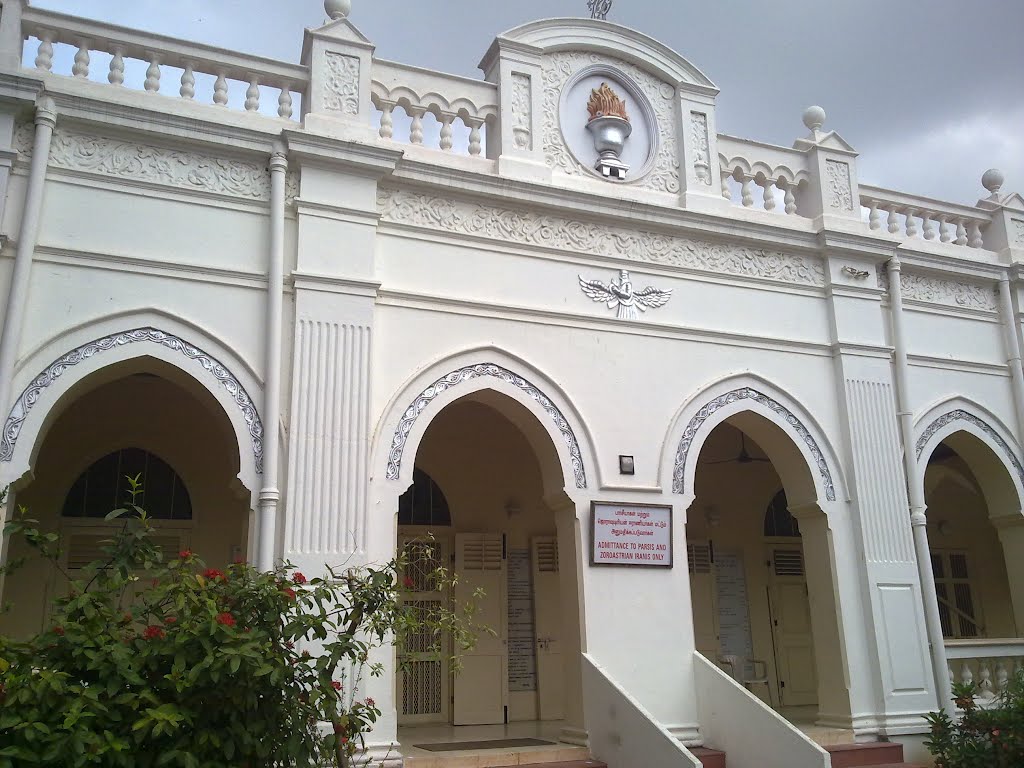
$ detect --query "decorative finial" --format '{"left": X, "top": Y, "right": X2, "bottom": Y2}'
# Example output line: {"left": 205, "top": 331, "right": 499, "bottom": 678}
{"left": 982, "top": 168, "right": 1005, "bottom": 201}
{"left": 588, "top": 0, "right": 613, "bottom": 20}
{"left": 802, "top": 105, "right": 826, "bottom": 136}
{"left": 325, "top": 0, "right": 351, "bottom": 20}
{"left": 587, "top": 83, "right": 629, "bottom": 122}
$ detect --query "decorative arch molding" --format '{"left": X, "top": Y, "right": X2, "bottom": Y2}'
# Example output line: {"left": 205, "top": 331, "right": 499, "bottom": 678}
{"left": 671, "top": 385, "right": 837, "bottom": 502}
{"left": 384, "top": 361, "right": 587, "bottom": 489}
{"left": 1, "top": 327, "right": 264, "bottom": 474}
{"left": 916, "top": 408, "right": 1024, "bottom": 488}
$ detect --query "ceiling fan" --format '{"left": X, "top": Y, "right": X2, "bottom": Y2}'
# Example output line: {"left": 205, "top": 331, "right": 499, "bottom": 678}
{"left": 701, "top": 432, "right": 771, "bottom": 466}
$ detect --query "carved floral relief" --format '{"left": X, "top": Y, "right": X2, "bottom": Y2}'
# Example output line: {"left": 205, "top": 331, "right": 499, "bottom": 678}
{"left": 511, "top": 73, "right": 533, "bottom": 150}
{"left": 690, "top": 111, "right": 711, "bottom": 185}
{"left": 825, "top": 159, "right": 854, "bottom": 211}
{"left": 323, "top": 52, "right": 360, "bottom": 115}
{"left": 877, "top": 270, "right": 997, "bottom": 312}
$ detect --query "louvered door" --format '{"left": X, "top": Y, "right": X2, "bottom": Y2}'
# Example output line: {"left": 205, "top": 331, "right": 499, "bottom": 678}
{"left": 767, "top": 546, "right": 817, "bottom": 706}
{"left": 687, "top": 541, "right": 718, "bottom": 656}
{"left": 531, "top": 536, "right": 564, "bottom": 720}
{"left": 453, "top": 532, "right": 507, "bottom": 725}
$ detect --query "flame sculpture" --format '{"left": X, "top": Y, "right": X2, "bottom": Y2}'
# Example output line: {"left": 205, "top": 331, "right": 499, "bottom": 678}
{"left": 586, "top": 83, "right": 629, "bottom": 122}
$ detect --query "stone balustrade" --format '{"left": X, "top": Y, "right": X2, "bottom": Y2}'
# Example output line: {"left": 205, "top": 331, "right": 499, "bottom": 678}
{"left": 945, "top": 639, "right": 1024, "bottom": 708}
{"left": 717, "top": 134, "right": 811, "bottom": 216}
{"left": 370, "top": 59, "right": 497, "bottom": 157}
{"left": 860, "top": 185, "right": 994, "bottom": 251}
{"left": 21, "top": 6, "right": 308, "bottom": 119}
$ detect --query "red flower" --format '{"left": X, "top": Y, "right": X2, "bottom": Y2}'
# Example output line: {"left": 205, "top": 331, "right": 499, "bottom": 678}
{"left": 179, "top": 550, "right": 192, "bottom": 559}
{"left": 340, "top": 737, "right": 349, "bottom": 745}
{"left": 402, "top": 575, "right": 415, "bottom": 589}
{"left": 285, "top": 641, "right": 294, "bottom": 650}
{"left": 331, "top": 681, "right": 342, "bottom": 691}
{"left": 365, "top": 697, "right": 375, "bottom": 707}
{"left": 164, "top": 616, "right": 177, "bottom": 624}
{"left": 283, "top": 587, "right": 296, "bottom": 600}
{"left": 292, "top": 572, "right": 307, "bottom": 585}
{"left": 233, "top": 555, "right": 245, "bottom": 565}
{"left": 52, "top": 626, "right": 64, "bottom": 636}
{"left": 215, "top": 612, "right": 236, "bottom": 627}
{"left": 203, "top": 568, "right": 225, "bottom": 581}
{"left": 142, "top": 625, "right": 166, "bottom": 641}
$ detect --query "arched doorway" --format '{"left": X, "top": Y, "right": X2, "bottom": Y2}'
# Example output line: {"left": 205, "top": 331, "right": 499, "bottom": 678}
{"left": 394, "top": 391, "right": 583, "bottom": 734}
{"left": 0, "top": 358, "right": 252, "bottom": 638}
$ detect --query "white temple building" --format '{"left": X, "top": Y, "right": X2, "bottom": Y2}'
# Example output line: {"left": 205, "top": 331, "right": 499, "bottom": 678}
{"left": 0, "top": 1, "right": 1022, "bottom": 766}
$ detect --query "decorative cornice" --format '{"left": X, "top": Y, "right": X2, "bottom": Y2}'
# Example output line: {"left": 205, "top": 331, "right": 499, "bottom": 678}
{"left": 1, "top": 328, "right": 263, "bottom": 473}
{"left": 672, "top": 386, "right": 836, "bottom": 501}
{"left": 386, "top": 362, "right": 586, "bottom": 488}
{"left": 915, "top": 409, "right": 1024, "bottom": 488}
{"left": 377, "top": 187, "right": 825, "bottom": 287}
{"left": 877, "top": 269, "right": 997, "bottom": 312}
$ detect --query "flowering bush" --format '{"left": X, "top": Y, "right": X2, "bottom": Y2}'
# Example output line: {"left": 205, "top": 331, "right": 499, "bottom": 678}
{"left": 925, "top": 672, "right": 1024, "bottom": 767}
{"left": 0, "top": 480, "right": 481, "bottom": 767}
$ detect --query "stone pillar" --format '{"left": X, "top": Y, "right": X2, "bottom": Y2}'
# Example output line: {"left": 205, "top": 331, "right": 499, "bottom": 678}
{"left": 977, "top": 170, "right": 1024, "bottom": 264}
{"left": 552, "top": 496, "right": 587, "bottom": 745}
{"left": 793, "top": 107, "right": 863, "bottom": 233}
{"left": 676, "top": 86, "right": 731, "bottom": 215}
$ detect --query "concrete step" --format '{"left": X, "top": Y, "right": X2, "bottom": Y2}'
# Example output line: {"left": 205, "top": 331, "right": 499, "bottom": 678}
{"left": 404, "top": 747, "right": 592, "bottom": 768}
{"left": 518, "top": 762, "right": 606, "bottom": 768}
{"left": 824, "top": 742, "right": 905, "bottom": 768}
{"left": 690, "top": 747, "right": 727, "bottom": 768}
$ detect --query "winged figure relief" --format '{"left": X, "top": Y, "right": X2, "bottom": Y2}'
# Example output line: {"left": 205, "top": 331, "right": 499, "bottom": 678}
{"left": 578, "top": 270, "right": 672, "bottom": 320}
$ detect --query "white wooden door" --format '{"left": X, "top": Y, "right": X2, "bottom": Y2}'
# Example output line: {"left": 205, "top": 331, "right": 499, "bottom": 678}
{"left": 687, "top": 541, "right": 719, "bottom": 656}
{"left": 454, "top": 532, "right": 507, "bottom": 725}
{"left": 397, "top": 534, "right": 450, "bottom": 725}
{"left": 767, "top": 546, "right": 818, "bottom": 706}
{"left": 531, "top": 536, "right": 565, "bottom": 720}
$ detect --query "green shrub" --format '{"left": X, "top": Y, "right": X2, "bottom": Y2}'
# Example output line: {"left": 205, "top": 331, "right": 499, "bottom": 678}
{"left": 0, "top": 480, "right": 480, "bottom": 767}
{"left": 925, "top": 670, "right": 1024, "bottom": 768}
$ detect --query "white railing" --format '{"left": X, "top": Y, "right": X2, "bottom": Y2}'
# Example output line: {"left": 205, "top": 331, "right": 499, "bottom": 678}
{"left": 860, "top": 185, "right": 993, "bottom": 251}
{"left": 946, "top": 639, "right": 1024, "bottom": 708}
{"left": 718, "top": 135, "right": 811, "bottom": 217}
{"left": 21, "top": 6, "right": 308, "bottom": 119}
{"left": 582, "top": 653, "right": 702, "bottom": 768}
{"left": 370, "top": 59, "right": 497, "bottom": 157}
{"left": 694, "top": 652, "right": 830, "bottom": 768}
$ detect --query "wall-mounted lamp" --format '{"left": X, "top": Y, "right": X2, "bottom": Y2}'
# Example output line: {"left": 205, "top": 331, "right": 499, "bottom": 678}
{"left": 618, "top": 455, "right": 635, "bottom": 475}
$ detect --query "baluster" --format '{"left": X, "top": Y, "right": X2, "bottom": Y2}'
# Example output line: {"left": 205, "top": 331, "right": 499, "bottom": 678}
{"left": 409, "top": 109, "right": 424, "bottom": 145}
{"left": 955, "top": 219, "right": 968, "bottom": 246}
{"left": 278, "top": 85, "right": 293, "bottom": 119}
{"left": 35, "top": 33, "right": 54, "bottom": 71}
{"left": 468, "top": 119, "right": 482, "bottom": 156}
{"left": 783, "top": 184, "right": 797, "bottom": 215}
{"left": 887, "top": 206, "right": 900, "bottom": 234}
{"left": 868, "top": 201, "right": 881, "bottom": 230}
{"left": 968, "top": 221, "right": 984, "bottom": 249}
{"left": 213, "top": 74, "right": 229, "bottom": 106}
{"left": 923, "top": 211, "right": 937, "bottom": 240}
{"left": 904, "top": 208, "right": 919, "bottom": 238}
{"left": 180, "top": 65, "right": 195, "bottom": 99}
{"left": 740, "top": 177, "right": 754, "bottom": 207}
{"left": 996, "top": 661, "right": 1009, "bottom": 695}
{"left": 244, "top": 78, "right": 260, "bottom": 112}
{"left": 378, "top": 102, "right": 394, "bottom": 139}
{"left": 439, "top": 115, "right": 453, "bottom": 152}
{"left": 144, "top": 56, "right": 161, "bottom": 92}
{"left": 721, "top": 170, "right": 732, "bottom": 201}
{"left": 762, "top": 181, "right": 776, "bottom": 211}
{"left": 108, "top": 49, "right": 125, "bottom": 86}
{"left": 72, "top": 40, "right": 89, "bottom": 78}
{"left": 978, "top": 660, "right": 995, "bottom": 700}
{"left": 939, "top": 215, "right": 952, "bottom": 243}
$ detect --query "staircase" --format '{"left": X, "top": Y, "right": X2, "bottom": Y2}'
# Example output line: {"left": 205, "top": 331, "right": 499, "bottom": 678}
{"left": 689, "top": 747, "right": 726, "bottom": 768}
{"left": 824, "top": 742, "right": 926, "bottom": 768}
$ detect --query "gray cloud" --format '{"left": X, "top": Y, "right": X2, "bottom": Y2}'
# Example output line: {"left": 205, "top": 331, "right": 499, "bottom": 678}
{"left": 42, "top": 0, "right": 1024, "bottom": 203}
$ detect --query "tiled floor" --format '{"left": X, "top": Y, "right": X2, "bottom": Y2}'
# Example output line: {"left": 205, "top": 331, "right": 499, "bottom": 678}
{"left": 779, "top": 706, "right": 857, "bottom": 746}
{"left": 397, "top": 721, "right": 589, "bottom": 768}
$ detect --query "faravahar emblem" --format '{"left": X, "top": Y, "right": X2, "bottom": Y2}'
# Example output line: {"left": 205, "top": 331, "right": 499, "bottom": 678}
{"left": 578, "top": 270, "right": 672, "bottom": 320}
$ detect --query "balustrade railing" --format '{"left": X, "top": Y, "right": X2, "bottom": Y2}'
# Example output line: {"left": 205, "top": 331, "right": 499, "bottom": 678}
{"left": 370, "top": 59, "right": 497, "bottom": 157}
{"left": 860, "top": 185, "right": 993, "bottom": 251}
{"left": 21, "top": 6, "right": 308, "bottom": 120}
{"left": 718, "top": 135, "right": 811, "bottom": 217}
{"left": 946, "top": 639, "right": 1024, "bottom": 709}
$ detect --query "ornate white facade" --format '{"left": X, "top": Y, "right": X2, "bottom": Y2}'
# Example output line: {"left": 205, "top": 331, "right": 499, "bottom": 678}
{"left": 0, "top": 2, "right": 1022, "bottom": 766}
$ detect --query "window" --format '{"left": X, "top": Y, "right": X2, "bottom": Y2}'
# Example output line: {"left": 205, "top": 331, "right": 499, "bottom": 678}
{"left": 398, "top": 468, "right": 451, "bottom": 527}
{"left": 763, "top": 490, "right": 800, "bottom": 537}
{"left": 63, "top": 448, "right": 192, "bottom": 520}
{"left": 931, "top": 550, "right": 982, "bottom": 638}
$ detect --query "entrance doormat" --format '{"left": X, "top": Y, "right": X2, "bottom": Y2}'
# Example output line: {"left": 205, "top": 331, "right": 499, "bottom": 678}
{"left": 413, "top": 739, "right": 555, "bottom": 751}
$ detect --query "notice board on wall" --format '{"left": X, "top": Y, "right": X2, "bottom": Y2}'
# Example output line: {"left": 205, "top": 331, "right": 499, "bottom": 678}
{"left": 590, "top": 502, "right": 672, "bottom": 567}
{"left": 507, "top": 548, "right": 537, "bottom": 692}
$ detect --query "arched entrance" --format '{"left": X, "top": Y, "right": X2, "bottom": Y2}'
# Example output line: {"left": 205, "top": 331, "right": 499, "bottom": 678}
{"left": 394, "top": 390, "right": 584, "bottom": 735}
{"left": 0, "top": 357, "right": 253, "bottom": 638}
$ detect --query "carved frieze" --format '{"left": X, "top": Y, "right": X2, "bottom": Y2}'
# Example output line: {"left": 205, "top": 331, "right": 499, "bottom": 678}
{"left": 377, "top": 187, "right": 825, "bottom": 287}
{"left": 878, "top": 269, "right": 997, "bottom": 312}
{"left": 323, "top": 52, "right": 360, "bottom": 115}
{"left": 511, "top": 73, "right": 532, "bottom": 150}
{"left": 826, "top": 159, "right": 854, "bottom": 211}
{"left": 1013, "top": 219, "right": 1024, "bottom": 247}
{"left": 541, "top": 52, "right": 679, "bottom": 194}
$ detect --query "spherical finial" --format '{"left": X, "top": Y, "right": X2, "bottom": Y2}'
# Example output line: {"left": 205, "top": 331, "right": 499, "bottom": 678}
{"left": 982, "top": 168, "right": 1005, "bottom": 199}
{"left": 802, "top": 105, "right": 826, "bottom": 133}
{"left": 325, "top": 0, "right": 351, "bottom": 20}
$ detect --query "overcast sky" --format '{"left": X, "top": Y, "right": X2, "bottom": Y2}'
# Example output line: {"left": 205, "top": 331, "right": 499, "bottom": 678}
{"left": 37, "top": 0, "right": 1024, "bottom": 205}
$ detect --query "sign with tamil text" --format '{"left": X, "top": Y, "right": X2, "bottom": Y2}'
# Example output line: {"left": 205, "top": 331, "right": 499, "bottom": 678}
{"left": 590, "top": 502, "right": 673, "bottom": 567}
